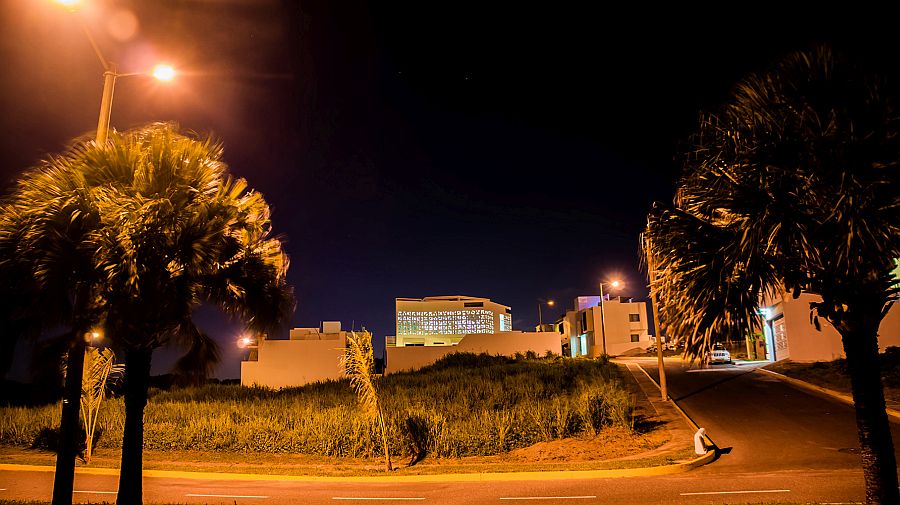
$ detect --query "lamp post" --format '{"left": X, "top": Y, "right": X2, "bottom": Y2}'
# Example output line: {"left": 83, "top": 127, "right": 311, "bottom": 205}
{"left": 55, "top": 0, "right": 175, "bottom": 144}
{"left": 643, "top": 235, "right": 669, "bottom": 401}
{"left": 537, "top": 299, "right": 555, "bottom": 329}
{"left": 598, "top": 280, "right": 621, "bottom": 356}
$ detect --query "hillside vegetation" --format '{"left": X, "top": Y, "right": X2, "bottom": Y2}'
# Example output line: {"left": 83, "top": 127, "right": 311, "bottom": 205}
{"left": 0, "top": 354, "right": 635, "bottom": 458}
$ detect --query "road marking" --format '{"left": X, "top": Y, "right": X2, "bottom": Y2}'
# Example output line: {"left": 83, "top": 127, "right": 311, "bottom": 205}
{"left": 74, "top": 490, "right": 118, "bottom": 494}
{"left": 500, "top": 497, "right": 596, "bottom": 500}
{"left": 332, "top": 499, "right": 425, "bottom": 502}
{"left": 187, "top": 493, "right": 269, "bottom": 499}
{"left": 680, "top": 489, "right": 790, "bottom": 496}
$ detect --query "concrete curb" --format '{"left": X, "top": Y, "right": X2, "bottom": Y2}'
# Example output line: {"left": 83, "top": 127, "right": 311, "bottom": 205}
{"left": 757, "top": 368, "right": 900, "bottom": 423}
{"left": 627, "top": 362, "right": 717, "bottom": 453}
{"left": 0, "top": 451, "right": 714, "bottom": 483}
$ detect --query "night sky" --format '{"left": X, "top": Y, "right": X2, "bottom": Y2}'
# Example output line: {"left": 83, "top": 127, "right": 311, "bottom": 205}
{"left": 1, "top": 2, "right": 896, "bottom": 378}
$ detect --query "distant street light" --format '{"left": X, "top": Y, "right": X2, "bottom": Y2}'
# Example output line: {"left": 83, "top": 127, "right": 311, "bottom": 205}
{"left": 598, "top": 280, "right": 623, "bottom": 356}
{"left": 537, "top": 299, "right": 555, "bottom": 328}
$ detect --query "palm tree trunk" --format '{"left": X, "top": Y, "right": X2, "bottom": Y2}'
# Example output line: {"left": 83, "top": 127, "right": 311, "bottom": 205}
{"left": 841, "top": 322, "right": 900, "bottom": 505}
{"left": 51, "top": 334, "right": 86, "bottom": 505}
{"left": 116, "top": 349, "right": 152, "bottom": 505}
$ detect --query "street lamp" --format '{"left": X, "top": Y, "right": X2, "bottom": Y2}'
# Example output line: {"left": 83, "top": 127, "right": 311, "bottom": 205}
{"left": 56, "top": 0, "right": 176, "bottom": 144}
{"left": 598, "top": 280, "right": 622, "bottom": 356}
{"left": 537, "top": 299, "right": 555, "bottom": 328}
{"left": 643, "top": 235, "right": 669, "bottom": 401}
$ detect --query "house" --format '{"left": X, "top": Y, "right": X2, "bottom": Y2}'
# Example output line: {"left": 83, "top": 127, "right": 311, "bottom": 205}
{"left": 758, "top": 292, "right": 900, "bottom": 362}
{"left": 240, "top": 321, "right": 349, "bottom": 389}
{"left": 560, "top": 296, "right": 651, "bottom": 357}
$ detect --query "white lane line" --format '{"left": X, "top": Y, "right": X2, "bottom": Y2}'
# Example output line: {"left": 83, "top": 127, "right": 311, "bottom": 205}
{"left": 500, "top": 497, "right": 596, "bottom": 501}
{"left": 332, "top": 498, "right": 425, "bottom": 501}
{"left": 680, "top": 489, "right": 790, "bottom": 496}
{"left": 74, "top": 490, "right": 118, "bottom": 494}
{"left": 187, "top": 493, "right": 269, "bottom": 499}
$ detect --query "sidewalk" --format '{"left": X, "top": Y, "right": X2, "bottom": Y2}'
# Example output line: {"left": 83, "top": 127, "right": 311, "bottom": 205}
{"left": 618, "top": 361, "right": 716, "bottom": 453}
{"left": 757, "top": 367, "right": 900, "bottom": 423}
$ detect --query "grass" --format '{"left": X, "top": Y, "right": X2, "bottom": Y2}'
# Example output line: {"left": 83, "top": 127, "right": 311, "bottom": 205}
{"left": 0, "top": 354, "right": 641, "bottom": 460}
{"left": 765, "top": 346, "right": 900, "bottom": 404}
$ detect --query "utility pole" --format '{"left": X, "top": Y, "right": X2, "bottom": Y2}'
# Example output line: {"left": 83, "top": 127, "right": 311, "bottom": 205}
{"left": 646, "top": 237, "right": 668, "bottom": 401}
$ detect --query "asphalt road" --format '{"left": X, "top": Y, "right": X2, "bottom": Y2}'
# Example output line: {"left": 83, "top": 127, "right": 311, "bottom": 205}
{"left": 0, "top": 359, "right": 891, "bottom": 504}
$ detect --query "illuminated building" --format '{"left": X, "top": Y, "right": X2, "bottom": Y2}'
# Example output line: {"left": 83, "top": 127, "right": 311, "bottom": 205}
{"left": 560, "top": 296, "right": 650, "bottom": 357}
{"left": 241, "top": 321, "right": 351, "bottom": 388}
{"left": 391, "top": 295, "right": 513, "bottom": 346}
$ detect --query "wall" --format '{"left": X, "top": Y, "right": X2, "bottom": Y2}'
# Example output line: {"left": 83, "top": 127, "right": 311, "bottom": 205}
{"left": 240, "top": 336, "right": 346, "bottom": 388}
{"left": 385, "top": 331, "right": 562, "bottom": 374}
{"left": 762, "top": 292, "right": 900, "bottom": 362}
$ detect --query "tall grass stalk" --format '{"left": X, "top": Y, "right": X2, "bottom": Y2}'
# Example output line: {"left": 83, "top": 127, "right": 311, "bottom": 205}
{"left": 342, "top": 331, "right": 391, "bottom": 471}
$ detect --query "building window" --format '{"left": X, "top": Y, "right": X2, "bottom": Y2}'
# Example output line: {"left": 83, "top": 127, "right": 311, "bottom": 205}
{"left": 397, "top": 309, "right": 495, "bottom": 335}
{"left": 464, "top": 302, "right": 484, "bottom": 307}
{"left": 629, "top": 313, "right": 641, "bottom": 322}
{"left": 581, "top": 311, "right": 588, "bottom": 332}
{"left": 631, "top": 334, "right": 640, "bottom": 342}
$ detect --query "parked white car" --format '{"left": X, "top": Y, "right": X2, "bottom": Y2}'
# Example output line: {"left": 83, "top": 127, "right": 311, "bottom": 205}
{"left": 709, "top": 344, "right": 732, "bottom": 364}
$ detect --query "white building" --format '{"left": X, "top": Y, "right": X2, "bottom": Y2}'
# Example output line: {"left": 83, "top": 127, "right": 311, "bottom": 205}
{"left": 391, "top": 295, "right": 513, "bottom": 347}
{"left": 240, "top": 321, "right": 349, "bottom": 389}
{"left": 560, "top": 296, "right": 651, "bottom": 357}
{"left": 758, "top": 291, "right": 900, "bottom": 362}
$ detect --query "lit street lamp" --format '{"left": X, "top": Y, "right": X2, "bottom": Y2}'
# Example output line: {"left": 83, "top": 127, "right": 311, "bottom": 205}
{"left": 55, "top": 0, "right": 175, "bottom": 144}
{"left": 598, "top": 280, "right": 622, "bottom": 356}
{"left": 537, "top": 299, "right": 555, "bottom": 328}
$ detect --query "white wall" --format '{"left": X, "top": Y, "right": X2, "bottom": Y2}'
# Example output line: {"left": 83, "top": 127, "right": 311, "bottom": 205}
{"left": 385, "top": 331, "right": 562, "bottom": 374}
{"left": 240, "top": 334, "right": 347, "bottom": 389}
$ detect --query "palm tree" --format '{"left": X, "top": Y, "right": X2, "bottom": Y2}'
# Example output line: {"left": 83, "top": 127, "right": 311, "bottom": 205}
{"left": 0, "top": 145, "right": 108, "bottom": 505}
{"left": 644, "top": 46, "right": 900, "bottom": 504}
{"left": 343, "top": 330, "right": 392, "bottom": 471}
{"left": 79, "top": 124, "right": 293, "bottom": 505}
{"left": 1, "top": 123, "right": 294, "bottom": 505}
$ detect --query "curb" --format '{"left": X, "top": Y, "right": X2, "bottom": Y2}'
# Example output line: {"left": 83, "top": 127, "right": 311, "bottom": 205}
{"left": 627, "top": 362, "right": 718, "bottom": 454}
{"left": 0, "top": 451, "right": 714, "bottom": 483}
{"left": 757, "top": 368, "right": 900, "bottom": 423}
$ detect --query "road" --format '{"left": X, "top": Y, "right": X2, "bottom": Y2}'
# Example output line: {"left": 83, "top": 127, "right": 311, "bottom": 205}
{"left": 0, "top": 359, "right": 891, "bottom": 504}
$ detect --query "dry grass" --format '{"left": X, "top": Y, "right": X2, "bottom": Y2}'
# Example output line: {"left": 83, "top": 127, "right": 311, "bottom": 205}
{"left": 0, "top": 354, "right": 641, "bottom": 459}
